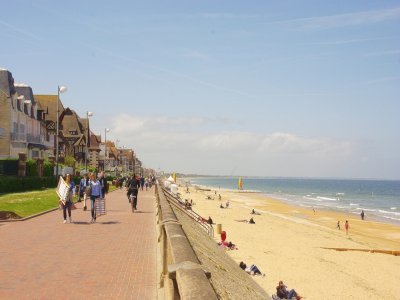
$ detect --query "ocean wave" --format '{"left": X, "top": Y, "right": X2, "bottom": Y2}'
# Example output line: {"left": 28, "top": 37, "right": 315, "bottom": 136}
{"left": 378, "top": 210, "right": 400, "bottom": 216}
{"left": 336, "top": 193, "right": 345, "bottom": 195}
{"left": 356, "top": 208, "right": 377, "bottom": 212}
{"left": 350, "top": 203, "right": 359, "bottom": 206}
{"left": 317, "top": 196, "right": 338, "bottom": 201}
{"left": 381, "top": 215, "right": 400, "bottom": 222}
{"left": 390, "top": 207, "right": 397, "bottom": 210}
{"left": 303, "top": 196, "right": 322, "bottom": 202}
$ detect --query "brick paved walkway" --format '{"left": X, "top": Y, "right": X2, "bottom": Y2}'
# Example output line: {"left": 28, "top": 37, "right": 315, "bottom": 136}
{"left": 0, "top": 187, "right": 157, "bottom": 299}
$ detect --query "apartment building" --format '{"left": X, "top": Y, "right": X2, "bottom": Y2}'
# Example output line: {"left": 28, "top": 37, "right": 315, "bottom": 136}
{"left": 0, "top": 69, "right": 53, "bottom": 159}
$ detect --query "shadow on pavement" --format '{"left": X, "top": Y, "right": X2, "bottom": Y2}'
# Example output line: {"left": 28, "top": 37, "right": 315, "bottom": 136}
{"left": 133, "top": 211, "right": 154, "bottom": 214}
{"left": 73, "top": 221, "right": 91, "bottom": 225}
{"left": 99, "top": 221, "right": 120, "bottom": 225}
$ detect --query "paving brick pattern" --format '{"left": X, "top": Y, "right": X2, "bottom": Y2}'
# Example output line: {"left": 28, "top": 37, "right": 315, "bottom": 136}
{"left": 0, "top": 187, "right": 157, "bottom": 299}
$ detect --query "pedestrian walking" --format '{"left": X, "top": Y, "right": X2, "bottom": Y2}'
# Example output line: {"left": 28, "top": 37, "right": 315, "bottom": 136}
{"left": 361, "top": 210, "right": 365, "bottom": 220}
{"left": 78, "top": 173, "right": 88, "bottom": 201}
{"left": 140, "top": 176, "right": 145, "bottom": 191}
{"left": 89, "top": 173, "right": 103, "bottom": 223}
{"left": 127, "top": 174, "right": 140, "bottom": 211}
{"left": 345, "top": 220, "right": 349, "bottom": 235}
{"left": 62, "top": 174, "right": 75, "bottom": 224}
{"left": 336, "top": 221, "right": 340, "bottom": 230}
{"left": 99, "top": 171, "right": 108, "bottom": 199}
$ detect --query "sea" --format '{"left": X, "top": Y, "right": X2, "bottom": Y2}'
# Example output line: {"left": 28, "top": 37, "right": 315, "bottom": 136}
{"left": 189, "top": 177, "right": 400, "bottom": 226}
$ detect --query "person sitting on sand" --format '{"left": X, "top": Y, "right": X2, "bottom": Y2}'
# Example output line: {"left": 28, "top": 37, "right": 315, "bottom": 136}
{"left": 218, "top": 240, "right": 237, "bottom": 250}
{"left": 227, "top": 241, "right": 237, "bottom": 250}
{"left": 249, "top": 217, "right": 255, "bottom": 224}
{"left": 184, "top": 199, "right": 192, "bottom": 210}
{"left": 220, "top": 204, "right": 225, "bottom": 209}
{"left": 251, "top": 209, "right": 261, "bottom": 215}
{"left": 207, "top": 216, "right": 214, "bottom": 225}
{"left": 276, "top": 281, "right": 301, "bottom": 300}
{"left": 239, "top": 262, "right": 264, "bottom": 276}
{"left": 226, "top": 200, "right": 230, "bottom": 208}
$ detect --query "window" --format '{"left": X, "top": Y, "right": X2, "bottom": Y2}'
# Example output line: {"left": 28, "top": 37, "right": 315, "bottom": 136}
{"left": 32, "top": 150, "right": 39, "bottom": 158}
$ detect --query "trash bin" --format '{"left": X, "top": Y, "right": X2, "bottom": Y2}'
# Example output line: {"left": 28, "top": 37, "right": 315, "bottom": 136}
{"left": 216, "top": 224, "right": 222, "bottom": 234}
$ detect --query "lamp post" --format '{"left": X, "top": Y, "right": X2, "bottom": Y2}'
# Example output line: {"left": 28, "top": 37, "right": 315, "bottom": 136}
{"left": 104, "top": 128, "right": 110, "bottom": 171}
{"left": 85, "top": 111, "right": 93, "bottom": 172}
{"left": 55, "top": 85, "right": 67, "bottom": 180}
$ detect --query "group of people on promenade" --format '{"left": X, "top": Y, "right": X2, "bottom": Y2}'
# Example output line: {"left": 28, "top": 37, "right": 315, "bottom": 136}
{"left": 115, "top": 174, "right": 155, "bottom": 191}
{"left": 59, "top": 171, "right": 108, "bottom": 224}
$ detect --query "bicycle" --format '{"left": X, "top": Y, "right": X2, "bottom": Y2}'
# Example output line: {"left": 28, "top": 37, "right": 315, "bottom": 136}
{"left": 130, "top": 194, "right": 137, "bottom": 213}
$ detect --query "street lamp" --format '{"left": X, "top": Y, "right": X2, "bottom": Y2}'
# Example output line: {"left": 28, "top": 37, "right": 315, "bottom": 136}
{"left": 104, "top": 128, "right": 110, "bottom": 172}
{"left": 55, "top": 85, "right": 67, "bottom": 180}
{"left": 85, "top": 111, "right": 94, "bottom": 172}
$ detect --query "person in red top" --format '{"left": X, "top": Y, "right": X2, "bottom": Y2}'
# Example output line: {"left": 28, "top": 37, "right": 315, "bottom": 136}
{"left": 345, "top": 220, "right": 349, "bottom": 235}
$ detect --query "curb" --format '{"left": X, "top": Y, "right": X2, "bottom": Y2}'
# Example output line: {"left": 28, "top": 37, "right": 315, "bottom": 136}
{"left": 0, "top": 189, "right": 118, "bottom": 223}
{"left": 0, "top": 207, "right": 59, "bottom": 223}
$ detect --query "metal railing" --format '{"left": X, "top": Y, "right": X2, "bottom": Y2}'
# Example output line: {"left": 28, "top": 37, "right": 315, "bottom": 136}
{"left": 26, "top": 133, "right": 44, "bottom": 143}
{"left": 156, "top": 183, "right": 217, "bottom": 300}
{"left": 162, "top": 188, "right": 214, "bottom": 238}
{"left": 10, "top": 132, "right": 26, "bottom": 141}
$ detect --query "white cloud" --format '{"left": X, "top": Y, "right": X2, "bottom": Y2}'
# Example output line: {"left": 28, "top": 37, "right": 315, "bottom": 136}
{"left": 108, "top": 114, "right": 359, "bottom": 176}
{"left": 363, "top": 49, "right": 400, "bottom": 57}
{"left": 268, "top": 6, "right": 400, "bottom": 30}
{"left": 258, "top": 133, "right": 355, "bottom": 156}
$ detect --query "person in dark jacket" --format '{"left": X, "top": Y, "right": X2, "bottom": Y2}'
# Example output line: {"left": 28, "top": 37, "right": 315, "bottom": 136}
{"left": 98, "top": 171, "right": 108, "bottom": 199}
{"left": 276, "top": 281, "right": 301, "bottom": 299}
{"left": 127, "top": 175, "right": 140, "bottom": 209}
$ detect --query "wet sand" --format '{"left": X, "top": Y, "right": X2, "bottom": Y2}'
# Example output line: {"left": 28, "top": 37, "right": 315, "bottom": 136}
{"left": 178, "top": 184, "right": 400, "bottom": 299}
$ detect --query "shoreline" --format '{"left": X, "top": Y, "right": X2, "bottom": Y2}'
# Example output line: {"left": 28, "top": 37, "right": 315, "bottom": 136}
{"left": 190, "top": 180, "right": 400, "bottom": 228}
{"left": 176, "top": 180, "right": 400, "bottom": 299}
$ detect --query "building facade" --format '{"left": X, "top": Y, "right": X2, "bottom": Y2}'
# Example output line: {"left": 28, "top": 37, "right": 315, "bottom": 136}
{"left": 0, "top": 69, "right": 53, "bottom": 159}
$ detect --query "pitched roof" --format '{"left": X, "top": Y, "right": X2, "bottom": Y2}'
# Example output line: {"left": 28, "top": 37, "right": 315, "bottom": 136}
{"left": 34, "top": 94, "right": 65, "bottom": 123}
{"left": 60, "top": 108, "right": 86, "bottom": 136}
{"left": 0, "top": 69, "right": 16, "bottom": 97}
{"left": 15, "top": 84, "right": 36, "bottom": 106}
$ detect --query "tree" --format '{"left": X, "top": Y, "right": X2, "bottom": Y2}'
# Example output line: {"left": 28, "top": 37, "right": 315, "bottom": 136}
{"left": 64, "top": 155, "right": 76, "bottom": 168}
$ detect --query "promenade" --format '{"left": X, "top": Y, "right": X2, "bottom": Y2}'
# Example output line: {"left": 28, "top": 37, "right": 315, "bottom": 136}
{"left": 0, "top": 187, "right": 157, "bottom": 299}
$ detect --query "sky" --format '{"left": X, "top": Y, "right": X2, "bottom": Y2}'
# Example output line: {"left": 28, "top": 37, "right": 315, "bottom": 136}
{"left": 1, "top": 0, "right": 399, "bottom": 179}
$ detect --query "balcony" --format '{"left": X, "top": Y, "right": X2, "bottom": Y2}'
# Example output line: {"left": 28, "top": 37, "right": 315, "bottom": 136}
{"left": 26, "top": 134, "right": 44, "bottom": 144}
{"left": 10, "top": 132, "right": 26, "bottom": 142}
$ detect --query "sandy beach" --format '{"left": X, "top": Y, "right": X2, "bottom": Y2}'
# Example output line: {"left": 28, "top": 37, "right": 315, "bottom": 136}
{"left": 178, "top": 183, "right": 400, "bottom": 299}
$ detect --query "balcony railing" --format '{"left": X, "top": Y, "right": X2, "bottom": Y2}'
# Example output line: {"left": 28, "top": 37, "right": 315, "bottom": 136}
{"left": 10, "top": 132, "right": 26, "bottom": 141}
{"left": 26, "top": 133, "right": 44, "bottom": 143}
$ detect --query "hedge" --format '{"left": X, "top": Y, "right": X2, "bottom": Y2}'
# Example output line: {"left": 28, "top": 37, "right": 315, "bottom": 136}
{"left": 26, "top": 159, "right": 38, "bottom": 177}
{"left": 44, "top": 161, "right": 53, "bottom": 177}
{"left": 0, "top": 176, "right": 57, "bottom": 193}
{"left": 0, "top": 159, "right": 18, "bottom": 175}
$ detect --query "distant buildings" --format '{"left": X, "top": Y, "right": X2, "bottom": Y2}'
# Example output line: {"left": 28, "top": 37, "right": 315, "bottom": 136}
{"left": 0, "top": 68, "right": 148, "bottom": 176}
